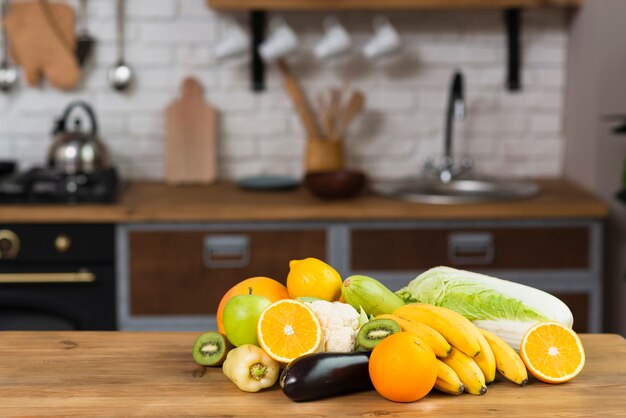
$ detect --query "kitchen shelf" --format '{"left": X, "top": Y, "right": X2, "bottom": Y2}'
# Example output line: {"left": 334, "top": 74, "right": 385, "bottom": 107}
{"left": 207, "top": 0, "right": 581, "bottom": 11}
{"left": 207, "top": 0, "right": 581, "bottom": 92}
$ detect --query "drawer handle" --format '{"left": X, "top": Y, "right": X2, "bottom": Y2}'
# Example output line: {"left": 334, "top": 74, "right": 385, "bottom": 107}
{"left": 0, "top": 269, "right": 96, "bottom": 284}
{"left": 448, "top": 233, "right": 494, "bottom": 266}
{"left": 203, "top": 235, "right": 251, "bottom": 269}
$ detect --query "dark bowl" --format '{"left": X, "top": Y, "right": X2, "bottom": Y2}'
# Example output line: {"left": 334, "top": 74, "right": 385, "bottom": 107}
{"left": 304, "top": 170, "right": 367, "bottom": 199}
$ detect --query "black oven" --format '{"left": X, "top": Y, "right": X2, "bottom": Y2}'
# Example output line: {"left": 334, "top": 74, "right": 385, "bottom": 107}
{"left": 0, "top": 224, "right": 116, "bottom": 330}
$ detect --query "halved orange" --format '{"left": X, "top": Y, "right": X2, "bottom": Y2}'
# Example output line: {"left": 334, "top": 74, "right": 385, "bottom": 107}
{"left": 520, "top": 321, "right": 585, "bottom": 384}
{"left": 257, "top": 299, "right": 322, "bottom": 363}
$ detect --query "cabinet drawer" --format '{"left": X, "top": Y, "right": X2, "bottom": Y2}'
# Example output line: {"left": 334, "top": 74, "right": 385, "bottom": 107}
{"left": 351, "top": 227, "right": 590, "bottom": 271}
{"left": 129, "top": 230, "right": 326, "bottom": 315}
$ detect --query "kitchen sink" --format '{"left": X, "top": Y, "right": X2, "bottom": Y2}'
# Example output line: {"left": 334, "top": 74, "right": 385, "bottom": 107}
{"left": 372, "top": 178, "right": 541, "bottom": 204}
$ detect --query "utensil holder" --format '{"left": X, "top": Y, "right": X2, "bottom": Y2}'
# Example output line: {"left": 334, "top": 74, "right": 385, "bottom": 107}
{"left": 305, "top": 138, "right": 344, "bottom": 173}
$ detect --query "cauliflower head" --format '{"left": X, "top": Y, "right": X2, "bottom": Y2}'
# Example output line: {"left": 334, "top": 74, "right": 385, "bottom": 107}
{"left": 307, "top": 300, "right": 360, "bottom": 352}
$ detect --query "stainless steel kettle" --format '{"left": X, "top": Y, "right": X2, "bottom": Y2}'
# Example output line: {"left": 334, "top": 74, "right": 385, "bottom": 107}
{"left": 48, "top": 101, "right": 110, "bottom": 175}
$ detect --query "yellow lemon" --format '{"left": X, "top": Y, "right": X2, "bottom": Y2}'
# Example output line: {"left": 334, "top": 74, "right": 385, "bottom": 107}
{"left": 287, "top": 257, "right": 342, "bottom": 301}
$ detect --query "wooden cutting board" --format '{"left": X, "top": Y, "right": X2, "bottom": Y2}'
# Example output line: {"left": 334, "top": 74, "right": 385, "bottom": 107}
{"left": 0, "top": 333, "right": 623, "bottom": 417}
{"left": 165, "top": 77, "right": 218, "bottom": 185}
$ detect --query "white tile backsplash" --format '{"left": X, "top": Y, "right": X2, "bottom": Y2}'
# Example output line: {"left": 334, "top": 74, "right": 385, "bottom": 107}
{"left": 0, "top": 1, "right": 569, "bottom": 180}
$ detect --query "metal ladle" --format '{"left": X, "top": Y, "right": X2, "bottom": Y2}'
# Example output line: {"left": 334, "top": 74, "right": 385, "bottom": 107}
{"left": 0, "top": 0, "right": 18, "bottom": 92}
{"left": 107, "top": 0, "right": 133, "bottom": 91}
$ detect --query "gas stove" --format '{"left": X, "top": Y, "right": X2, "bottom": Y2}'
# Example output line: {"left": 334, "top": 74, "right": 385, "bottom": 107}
{"left": 0, "top": 167, "right": 120, "bottom": 204}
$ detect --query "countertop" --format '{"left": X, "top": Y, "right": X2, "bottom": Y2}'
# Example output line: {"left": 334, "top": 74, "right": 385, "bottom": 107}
{"left": 0, "top": 332, "right": 623, "bottom": 417}
{"left": 0, "top": 178, "right": 609, "bottom": 223}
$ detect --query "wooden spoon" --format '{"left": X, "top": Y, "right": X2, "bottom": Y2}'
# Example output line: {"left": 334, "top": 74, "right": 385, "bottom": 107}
{"left": 328, "top": 87, "right": 341, "bottom": 136}
{"left": 335, "top": 90, "right": 365, "bottom": 139}
{"left": 276, "top": 59, "right": 320, "bottom": 139}
{"left": 316, "top": 93, "right": 332, "bottom": 139}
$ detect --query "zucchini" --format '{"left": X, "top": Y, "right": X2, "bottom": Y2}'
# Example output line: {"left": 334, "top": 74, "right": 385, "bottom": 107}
{"left": 342, "top": 275, "right": 405, "bottom": 316}
{"left": 280, "top": 352, "right": 373, "bottom": 402}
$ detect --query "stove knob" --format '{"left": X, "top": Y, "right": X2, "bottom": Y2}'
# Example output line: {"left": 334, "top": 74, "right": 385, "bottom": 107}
{"left": 0, "top": 230, "right": 20, "bottom": 259}
{"left": 55, "top": 234, "right": 72, "bottom": 253}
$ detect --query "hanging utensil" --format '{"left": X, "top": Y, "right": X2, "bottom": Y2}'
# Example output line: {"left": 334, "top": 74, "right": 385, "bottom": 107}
{"left": 0, "top": 0, "right": 18, "bottom": 92}
{"left": 107, "top": 0, "right": 133, "bottom": 91}
{"left": 75, "top": 0, "right": 94, "bottom": 66}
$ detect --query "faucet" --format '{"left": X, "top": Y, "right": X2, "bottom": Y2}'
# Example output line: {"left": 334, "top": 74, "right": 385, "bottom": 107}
{"left": 423, "top": 70, "right": 471, "bottom": 183}
{"left": 441, "top": 71, "right": 465, "bottom": 182}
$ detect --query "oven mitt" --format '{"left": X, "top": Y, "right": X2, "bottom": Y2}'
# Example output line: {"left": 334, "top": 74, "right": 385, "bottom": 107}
{"left": 3, "top": 1, "right": 81, "bottom": 90}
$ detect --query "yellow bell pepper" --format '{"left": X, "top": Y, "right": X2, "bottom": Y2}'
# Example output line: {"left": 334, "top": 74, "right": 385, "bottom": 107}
{"left": 222, "top": 344, "right": 279, "bottom": 392}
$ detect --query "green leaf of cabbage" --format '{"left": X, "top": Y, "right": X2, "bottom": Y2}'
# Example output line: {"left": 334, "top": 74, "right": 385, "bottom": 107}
{"left": 357, "top": 306, "right": 370, "bottom": 328}
{"left": 395, "top": 268, "right": 547, "bottom": 322}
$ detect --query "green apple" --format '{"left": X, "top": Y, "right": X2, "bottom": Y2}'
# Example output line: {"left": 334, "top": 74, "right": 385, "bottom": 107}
{"left": 222, "top": 288, "right": 271, "bottom": 347}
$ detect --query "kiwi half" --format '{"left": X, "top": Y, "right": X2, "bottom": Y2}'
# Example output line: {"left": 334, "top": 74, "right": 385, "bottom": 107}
{"left": 192, "top": 332, "right": 233, "bottom": 366}
{"left": 356, "top": 318, "right": 401, "bottom": 350}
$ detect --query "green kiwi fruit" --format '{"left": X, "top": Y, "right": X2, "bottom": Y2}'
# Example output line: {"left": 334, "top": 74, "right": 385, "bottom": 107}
{"left": 192, "top": 332, "right": 233, "bottom": 366}
{"left": 356, "top": 318, "right": 401, "bottom": 350}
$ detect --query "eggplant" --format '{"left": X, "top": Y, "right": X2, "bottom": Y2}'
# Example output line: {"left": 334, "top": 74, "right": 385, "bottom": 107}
{"left": 280, "top": 352, "right": 373, "bottom": 402}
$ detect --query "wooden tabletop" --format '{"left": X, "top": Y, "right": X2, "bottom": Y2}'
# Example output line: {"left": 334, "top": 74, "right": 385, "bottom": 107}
{"left": 0, "top": 332, "right": 623, "bottom": 417}
{"left": 0, "top": 178, "right": 608, "bottom": 223}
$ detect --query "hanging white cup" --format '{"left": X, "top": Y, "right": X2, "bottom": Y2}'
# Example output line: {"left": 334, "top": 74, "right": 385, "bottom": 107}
{"left": 259, "top": 17, "right": 299, "bottom": 62}
{"left": 314, "top": 16, "right": 352, "bottom": 60}
{"left": 362, "top": 16, "right": 402, "bottom": 60}
{"left": 215, "top": 18, "right": 248, "bottom": 60}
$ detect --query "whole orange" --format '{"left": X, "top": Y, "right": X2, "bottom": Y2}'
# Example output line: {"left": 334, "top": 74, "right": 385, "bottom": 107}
{"left": 369, "top": 332, "right": 438, "bottom": 402}
{"left": 216, "top": 277, "right": 290, "bottom": 334}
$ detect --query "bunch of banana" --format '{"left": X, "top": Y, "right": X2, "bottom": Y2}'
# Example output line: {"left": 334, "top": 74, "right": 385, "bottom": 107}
{"left": 376, "top": 314, "right": 451, "bottom": 357}
{"left": 394, "top": 304, "right": 482, "bottom": 357}
{"left": 390, "top": 303, "right": 528, "bottom": 396}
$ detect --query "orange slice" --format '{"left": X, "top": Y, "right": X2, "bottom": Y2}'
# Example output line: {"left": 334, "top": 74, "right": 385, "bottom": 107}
{"left": 520, "top": 321, "right": 585, "bottom": 384}
{"left": 257, "top": 299, "right": 322, "bottom": 363}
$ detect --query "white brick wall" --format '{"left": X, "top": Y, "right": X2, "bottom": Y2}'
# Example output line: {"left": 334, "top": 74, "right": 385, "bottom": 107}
{"left": 0, "top": 1, "right": 569, "bottom": 181}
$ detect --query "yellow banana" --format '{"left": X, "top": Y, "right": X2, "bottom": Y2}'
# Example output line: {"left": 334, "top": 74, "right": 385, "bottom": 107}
{"left": 440, "top": 347, "right": 487, "bottom": 396}
{"left": 434, "top": 359, "right": 465, "bottom": 395}
{"left": 393, "top": 304, "right": 482, "bottom": 358}
{"left": 479, "top": 328, "right": 528, "bottom": 386}
{"left": 377, "top": 314, "right": 452, "bottom": 358}
{"left": 474, "top": 331, "right": 496, "bottom": 384}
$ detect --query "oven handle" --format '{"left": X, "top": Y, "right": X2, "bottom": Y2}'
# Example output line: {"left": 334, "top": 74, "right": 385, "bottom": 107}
{"left": 0, "top": 269, "right": 96, "bottom": 284}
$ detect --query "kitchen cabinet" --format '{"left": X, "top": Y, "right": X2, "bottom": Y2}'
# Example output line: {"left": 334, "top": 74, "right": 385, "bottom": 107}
{"left": 128, "top": 228, "right": 326, "bottom": 316}
{"left": 0, "top": 180, "right": 602, "bottom": 332}
{"left": 118, "top": 223, "right": 330, "bottom": 330}
{"left": 345, "top": 220, "right": 601, "bottom": 334}
{"left": 118, "top": 218, "right": 602, "bottom": 334}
